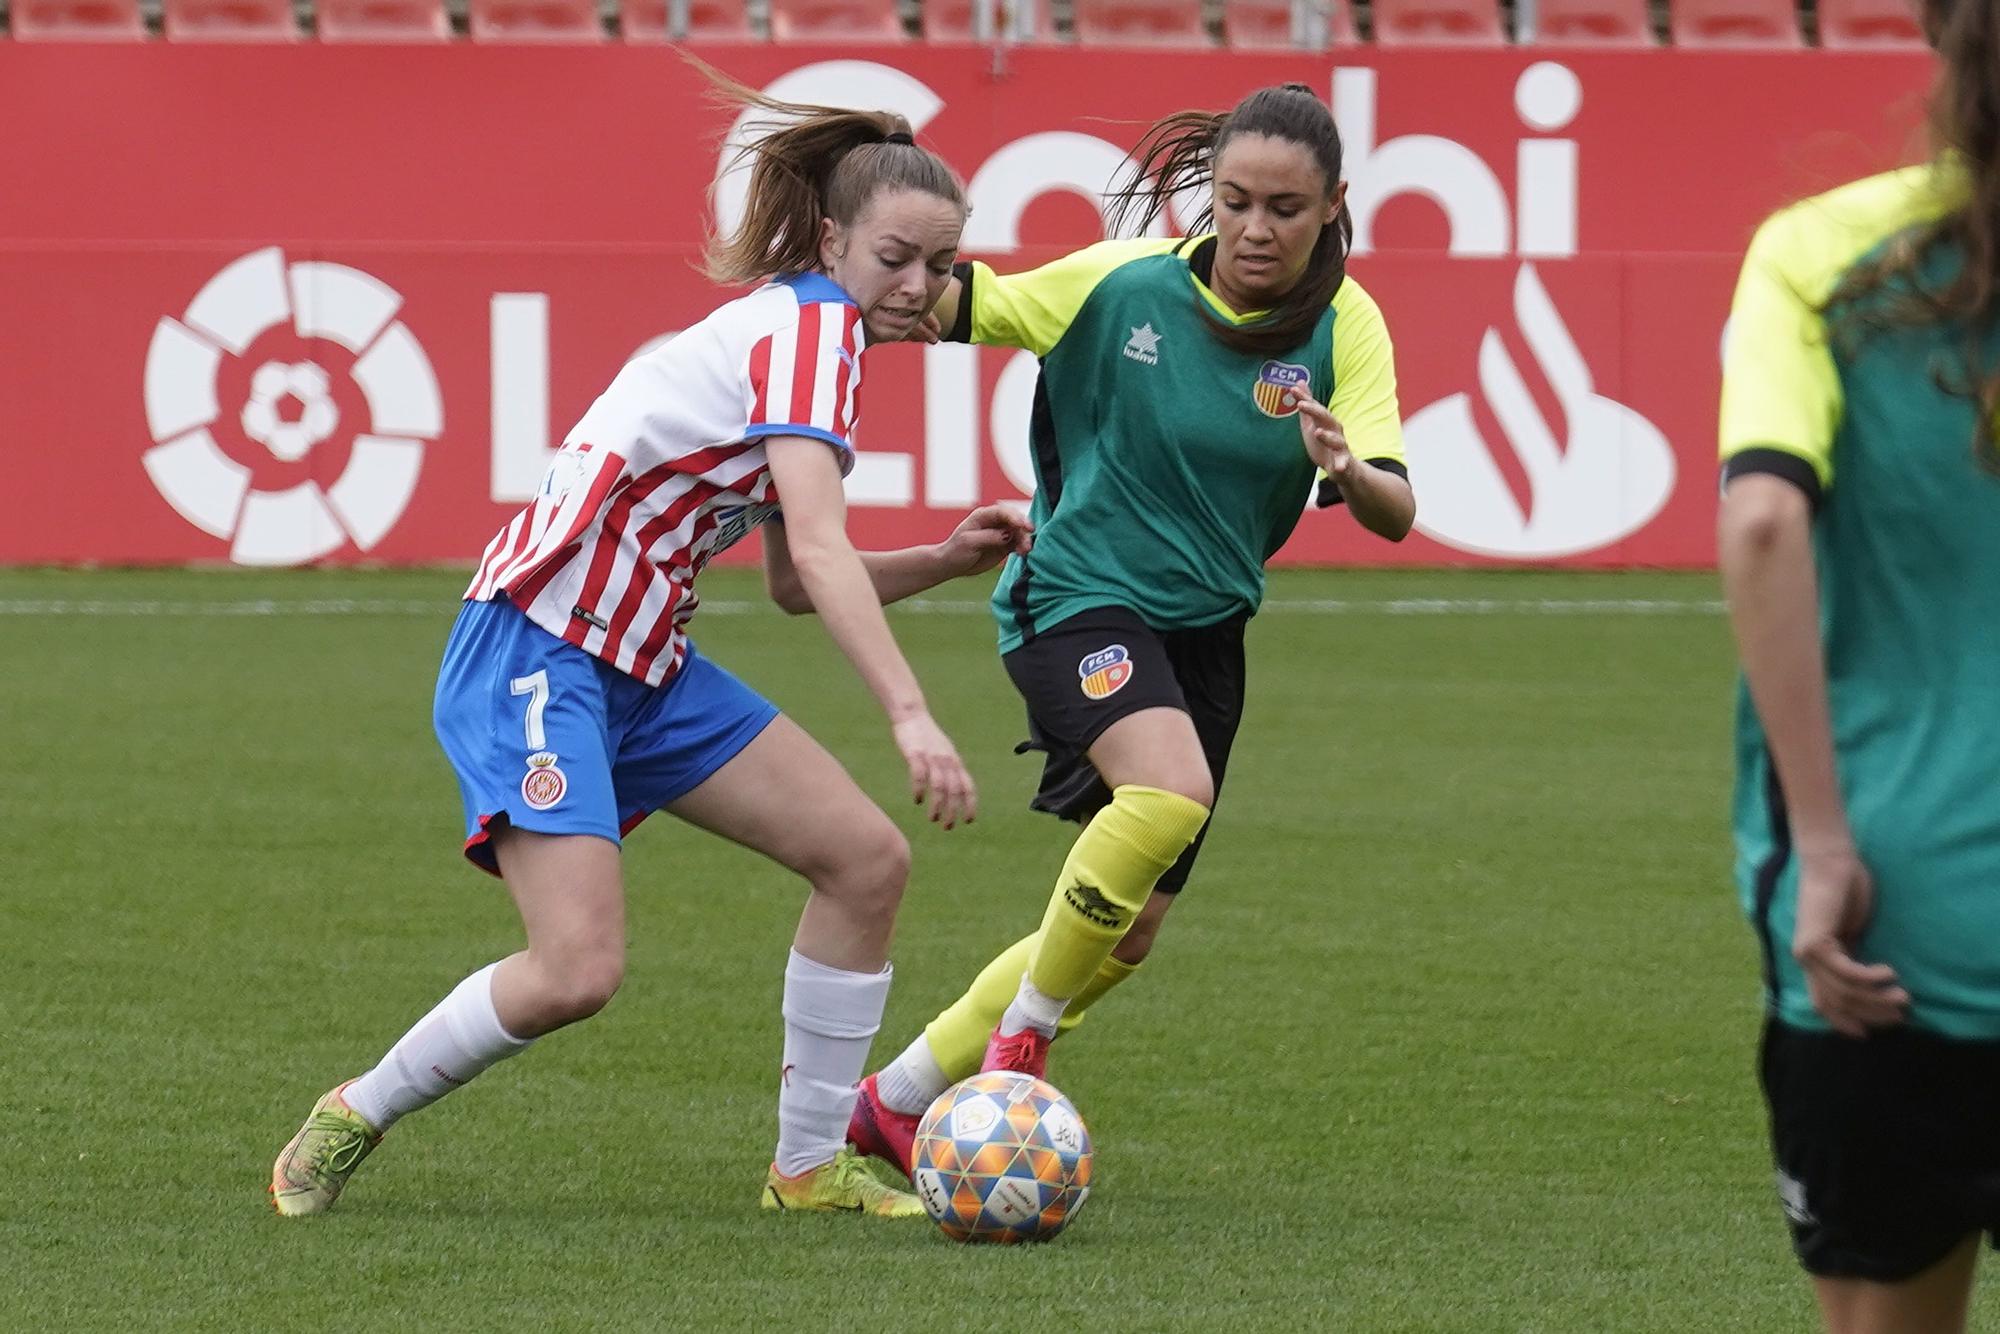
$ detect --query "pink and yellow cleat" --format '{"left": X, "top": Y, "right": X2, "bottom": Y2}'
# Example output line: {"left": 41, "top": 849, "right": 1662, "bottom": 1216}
{"left": 760, "top": 1145, "right": 926, "bottom": 1217}
{"left": 270, "top": 1081, "right": 382, "bottom": 1217}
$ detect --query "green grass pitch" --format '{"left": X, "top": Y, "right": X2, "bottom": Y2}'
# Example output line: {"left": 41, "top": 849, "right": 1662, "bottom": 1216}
{"left": 7, "top": 566, "right": 1987, "bottom": 1330}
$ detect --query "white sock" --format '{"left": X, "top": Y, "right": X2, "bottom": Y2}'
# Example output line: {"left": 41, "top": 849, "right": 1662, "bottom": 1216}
{"left": 876, "top": 1034, "right": 950, "bottom": 1117}
{"left": 344, "top": 962, "right": 532, "bottom": 1132}
{"left": 775, "top": 950, "right": 892, "bottom": 1178}
{"left": 998, "top": 973, "right": 1065, "bottom": 1040}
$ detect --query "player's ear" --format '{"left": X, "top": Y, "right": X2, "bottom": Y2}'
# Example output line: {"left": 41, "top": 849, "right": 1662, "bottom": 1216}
{"left": 1324, "top": 180, "right": 1347, "bottom": 227}
{"left": 817, "top": 216, "right": 845, "bottom": 273}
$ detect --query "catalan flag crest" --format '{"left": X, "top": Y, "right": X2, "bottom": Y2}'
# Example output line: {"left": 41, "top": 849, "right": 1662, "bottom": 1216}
{"left": 1077, "top": 644, "right": 1133, "bottom": 700}
{"left": 1253, "top": 359, "right": 1311, "bottom": 418}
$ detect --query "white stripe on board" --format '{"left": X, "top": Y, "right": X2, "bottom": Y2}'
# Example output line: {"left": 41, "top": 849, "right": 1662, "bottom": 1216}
{"left": 0, "top": 596, "right": 1725, "bottom": 618}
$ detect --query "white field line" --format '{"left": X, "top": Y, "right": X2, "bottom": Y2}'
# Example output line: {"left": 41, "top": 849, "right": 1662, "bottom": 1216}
{"left": 0, "top": 596, "right": 1724, "bottom": 618}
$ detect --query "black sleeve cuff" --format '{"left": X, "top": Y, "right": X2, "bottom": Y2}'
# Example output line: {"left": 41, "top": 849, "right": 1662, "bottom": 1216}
{"left": 1317, "top": 457, "right": 1410, "bottom": 508}
{"left": 1721, "top": 448, "right": 1823, "bottom": 510}
{"left": 944, "top": 260, "right": 976, "bottom": 344}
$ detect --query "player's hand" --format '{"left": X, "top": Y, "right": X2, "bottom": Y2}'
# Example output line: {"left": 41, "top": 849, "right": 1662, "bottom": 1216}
{"left": 1287, "top": 389, "right": 1353, "bottom": 480}
{"left": 939, "top": 504, "right": 1034, "bottom": 577}
{"left": 1791, "top": 845, "right": 1907, "bottom": 1037}
{"left": 900, "top": 311, "right": 944, "bottom": 344}
{"left": 893, "top": 713, "right": 977, "bottom": 829}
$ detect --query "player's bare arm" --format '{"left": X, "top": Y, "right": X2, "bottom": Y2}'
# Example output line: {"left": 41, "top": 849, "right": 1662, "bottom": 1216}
{"left": 765, "top": 435, "right": 977, "bottom": 828}
{"left": 763, "top": 504, "right": 1032, "bottom": 613}
{"left": 1289, "top": 389, "right": 1414, "bottom": 540}
{"left": 1719, "top": 472, "right": 1906, "bottom": 1038}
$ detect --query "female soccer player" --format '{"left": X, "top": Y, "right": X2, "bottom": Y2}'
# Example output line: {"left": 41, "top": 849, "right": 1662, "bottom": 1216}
{"left": 847, "top": 82, "right": 1415, "bottom": 1170}
{"left": 269, "top": 81, "right": 1030, "bottom": 1220}
{"left": 1719, "top": 3, "right": 2000, "bottom": 1328}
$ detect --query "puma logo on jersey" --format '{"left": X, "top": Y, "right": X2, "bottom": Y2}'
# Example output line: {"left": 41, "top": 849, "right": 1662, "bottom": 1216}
{"left": 1122, "top": 323, "right": 1162, "bottom": 366}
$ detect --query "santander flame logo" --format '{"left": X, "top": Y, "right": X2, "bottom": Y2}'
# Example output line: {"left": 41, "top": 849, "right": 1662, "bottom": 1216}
{"left": 1404, "top": 264, "right": 1674, "bottom": 559}
{"left": 1334, "top": 61, "right": 1678, "bottom": 559}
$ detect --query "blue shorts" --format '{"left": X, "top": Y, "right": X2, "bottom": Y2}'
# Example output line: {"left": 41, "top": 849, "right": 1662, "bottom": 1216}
{"left": 434, "top": 598, "right": 779, "bottom": 875}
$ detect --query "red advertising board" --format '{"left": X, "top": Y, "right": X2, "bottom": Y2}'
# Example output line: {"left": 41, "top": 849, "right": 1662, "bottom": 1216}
{"left": 0, "top": 46, "right": 1934, "bottom": 567}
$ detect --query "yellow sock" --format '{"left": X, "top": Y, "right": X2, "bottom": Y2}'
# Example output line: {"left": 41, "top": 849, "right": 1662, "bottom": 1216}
{"left": 1026, "top": 785, "right": 1207, "bottom": 1001}
{"left": 1056, "top": 953, "right": 1140, "bottom": 1038}
{"left": 921, "top": 937, "right": 1148, "bottom": 1083}
{"left": 923, "top": 934, "right": 1036, "bottom": 1082}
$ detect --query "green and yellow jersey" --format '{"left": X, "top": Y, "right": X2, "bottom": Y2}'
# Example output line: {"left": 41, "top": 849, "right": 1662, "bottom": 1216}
{"left": 1720, "top": 163, "right": 2000, "bottom": 1038}
{"left": 947, "top": 235, "right": 1405, "bottom": 652}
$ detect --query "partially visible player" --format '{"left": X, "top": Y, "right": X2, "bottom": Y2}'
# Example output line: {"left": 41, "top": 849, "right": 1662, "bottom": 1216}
{"left": 1719, "top": 1, "right": 2000, "bottom": 1328}
{"left": 269, "top": 73, "right": 1030, "bottom": 1220}
{"left": 847, "top": 82, "right": 1414, "bottom": 1173}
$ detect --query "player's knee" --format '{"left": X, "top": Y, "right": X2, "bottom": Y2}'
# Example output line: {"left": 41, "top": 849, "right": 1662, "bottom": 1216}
{"left": 1138, "top": 764, "right": 1213, "bottom": 811}
{"left": 540, "top": 947, "right": 624, "bottom": 1024}
{"left": 856, "top": 818, "right": 912, "bottom": 911}
{"left": 808, "top": 814, "right": 909, "bottom": 919}
{"left": 852, "top": 818, "right": 912, "bottom": 917}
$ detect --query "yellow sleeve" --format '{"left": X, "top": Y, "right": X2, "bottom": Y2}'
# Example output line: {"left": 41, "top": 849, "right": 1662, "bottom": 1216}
{"left": 1326, "top": 278, "right": 1405, "bottom": 466}
{"left": 1718, "top": 209, "right": 1842, "bottom": 489}
{"left": 968, "top": 237, "right": 1182, "bottom": 357}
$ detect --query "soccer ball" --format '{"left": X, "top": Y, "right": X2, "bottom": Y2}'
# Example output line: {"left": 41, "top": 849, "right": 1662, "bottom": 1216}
{"left": 910, "top": 1070, "right": 1093, "bottom": 1244}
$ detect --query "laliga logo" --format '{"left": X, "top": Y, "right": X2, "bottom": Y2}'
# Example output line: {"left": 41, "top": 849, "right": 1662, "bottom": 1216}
{"left": 1336, "top": 61, "right": 1675, "bottom": 558}
{"left": 142, "top": 246, "right": 443, "bottom": 566}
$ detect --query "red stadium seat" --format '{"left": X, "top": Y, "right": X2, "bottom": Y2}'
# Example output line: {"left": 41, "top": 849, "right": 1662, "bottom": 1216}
{"left": 923, "top": 0, "right": 1052, "bottom": 40}
{"left": 164, "top": 0, "right": 299, "bottom": 37}
{"left": 768, "top": 0, "right": 903, "bottom": 40}
{"left": 1529, "top": 0, "right": 1651, "bottom": 43}
{"left": 1073, "top": 0, "right": 1210, "bottom": 46}
{"left": 622, "top": 0, "right": 756, "bottom": 38}
{"left": 469, "top": 0, "right": 604, "bottom": 39}
{"left": 317, "top": 0, "right": 449, "bottom": 38}
{"left": 1371, "top": 0, "right": 1502, "bottom": 43}
{"left": 9, "top": 0, "right": 146, "bottom": 38}
{"left": 1817, "top": 0, "right": 1924, "bottom": 47}
{"left": 1223, "top": 0, "right": 1355, "bottom": 47}
{"left": 1669, "top": 0, "right": 1800, "bottom": 45}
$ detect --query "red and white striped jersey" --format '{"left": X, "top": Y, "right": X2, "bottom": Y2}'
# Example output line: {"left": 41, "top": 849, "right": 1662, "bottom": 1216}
{"left": 466, "top": 273, "right": 864, "bottom": 686}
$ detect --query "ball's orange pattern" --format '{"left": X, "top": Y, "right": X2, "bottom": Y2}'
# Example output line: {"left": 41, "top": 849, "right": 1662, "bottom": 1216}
{"left": 910, "top": 1071, "right": 1093, "bottom": 1244}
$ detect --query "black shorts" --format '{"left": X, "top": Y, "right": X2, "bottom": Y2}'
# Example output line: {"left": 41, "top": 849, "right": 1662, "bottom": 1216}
{"left": 1001, "top": 606, "right": 1245, "bottom": 895}
{"left": 1760, "top": 1020, "right": 2000, "bottom": 1281}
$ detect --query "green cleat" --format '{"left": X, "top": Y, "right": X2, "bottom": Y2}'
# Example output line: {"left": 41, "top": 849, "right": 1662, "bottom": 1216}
{"left": 270, "top": 1081, "right": 382, "bottom": 1217}
{"left": 761, "top": 1145, "right": 927, "bottom": 1218}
